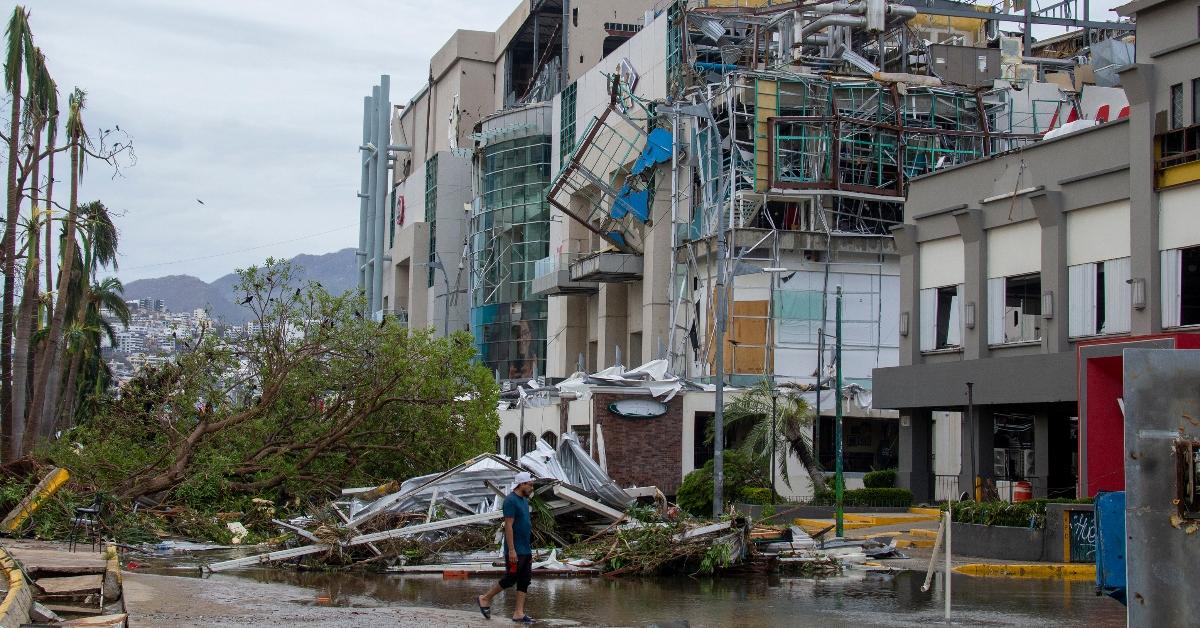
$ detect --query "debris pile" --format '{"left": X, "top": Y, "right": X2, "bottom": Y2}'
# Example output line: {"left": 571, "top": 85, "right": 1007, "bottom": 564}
{"left": 203, "top": 434, "right": 752, "bottom": 577}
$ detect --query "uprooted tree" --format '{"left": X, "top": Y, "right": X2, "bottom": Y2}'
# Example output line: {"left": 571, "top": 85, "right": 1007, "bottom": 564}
{"left": 44, "top": 259, "right": 500, "bottom": 510}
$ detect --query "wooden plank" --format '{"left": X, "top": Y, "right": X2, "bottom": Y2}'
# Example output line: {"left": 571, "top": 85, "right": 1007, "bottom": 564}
{"left": 35, "top": 575, "right": 102, "bottom": 595}
{"left": 347, "top": 510, "right": 503, "bottom": 547}
{"left": 204, "top": 544, "right": 330, "bottom": 573}
{"left": 551, "top": 485, "right": 625, "bottom": 522}
{"left": 673, "top": 521, "right": 732, "bottom": 542}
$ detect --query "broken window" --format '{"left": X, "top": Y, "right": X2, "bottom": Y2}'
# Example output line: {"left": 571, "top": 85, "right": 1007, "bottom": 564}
{"left": 1068, "top": 258, "right": 1131, "bottom": 337}
{"left": 920, "top": 285, "right": 961, "bottom": 351}
{"left": 522, "top": 432, "right": 537, "bottom": 455}
{"left": 1162, "top": 246, "right": 1200, "bottom": 327}
{"left": 572, "top": 425, "right": 590, "bottom": 453}
{"left": 987, "top": 273, "right": 1041, "bottom": 344}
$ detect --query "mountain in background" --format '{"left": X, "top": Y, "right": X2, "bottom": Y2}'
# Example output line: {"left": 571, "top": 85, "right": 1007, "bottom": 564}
{"left": 121, "top": 248, "right": 358, "bottom": 324}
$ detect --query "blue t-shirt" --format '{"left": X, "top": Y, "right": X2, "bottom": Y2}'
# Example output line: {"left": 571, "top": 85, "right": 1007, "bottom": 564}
{"left": 502, "top": 491, "right": 532, "bottom": 556}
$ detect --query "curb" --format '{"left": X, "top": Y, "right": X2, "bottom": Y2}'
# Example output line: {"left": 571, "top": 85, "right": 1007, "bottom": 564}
{"left": 0, "top": 547, "right": 32, "bottom": 628}
{"left": 954, "top": 562, "right": 1096, "bottom": 580}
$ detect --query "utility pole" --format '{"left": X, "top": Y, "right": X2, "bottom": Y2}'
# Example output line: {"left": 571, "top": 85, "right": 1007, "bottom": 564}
{"left": 835, "top": 286, "right": 844, "bottom": 537}
{"left": 712, "top": 81, "right": 734, "bottom": 519}
{"left": 770, "top": 387, "right": 779, "bottom": 504}
{"left": 966, "top": 381, "right": 975, "bottom": 501}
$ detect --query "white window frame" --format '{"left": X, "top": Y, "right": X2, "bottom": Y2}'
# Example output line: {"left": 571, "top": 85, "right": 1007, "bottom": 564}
{"left": 1068, "top": 257, "right": 1131, "bottom": 338}
{"left": 920, "top": 284, "right": 962, "bottom": 352}
{"left": 987, "top": 273, "right": 1043, "bottom": 345}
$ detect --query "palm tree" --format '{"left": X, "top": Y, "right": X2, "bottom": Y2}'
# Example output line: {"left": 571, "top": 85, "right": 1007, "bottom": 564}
{"left": 11, "top": 46, "right": 56, "bottom": 447}
{"left": 60, "top": 277, "right": 127, "bottom": 426}
{"left": 721, "top": 378, "right": 825, "bottom": 493}
{"left": 2, "top": 5, "right": 33, "bottom": 455}
{"left": 27, "top": 87, "right": 85, "bottom": 454}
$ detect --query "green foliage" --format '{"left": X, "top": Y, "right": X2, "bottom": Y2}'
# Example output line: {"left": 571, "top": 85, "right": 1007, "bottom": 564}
{"left": 719, "top": 379, "right": 822, "bottom": 491}
{"left": 862, "top": 468, "right": 897, "bottom": 489}
{"left": 842, "top": 487, "right": 912, "bottom": 507}
{"left": 949, "top": 497, "right": 1094, "bottom": 529}
{"left": 738, "top": 487, "right": 774, "bottom": 505}
{"left": 37, "top": 259, "right": 501, "bottom": 541}
{"left": 696, "top": 542, "right": 732, "bottom": 575}
{"left": 676, "top": 450, "right": 768, "bottom": 517}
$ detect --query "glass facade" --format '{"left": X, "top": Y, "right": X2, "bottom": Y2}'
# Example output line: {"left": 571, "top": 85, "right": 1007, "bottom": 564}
{"left": 560, "top": 83, "right": 577, "bottom": 165}
{"left": 470, "top": 133, "right": 552, "bottom": 381}
{"left": 425, "top": 154, "right": 439, "bottom": 287}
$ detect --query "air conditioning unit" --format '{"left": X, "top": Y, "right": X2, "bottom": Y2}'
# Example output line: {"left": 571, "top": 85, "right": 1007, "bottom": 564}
{"left": 1022, "top": 450, "right": 1036, "bottom": 478}
{"left": 993, "top": 448, "right": 1009, "bottom": 477}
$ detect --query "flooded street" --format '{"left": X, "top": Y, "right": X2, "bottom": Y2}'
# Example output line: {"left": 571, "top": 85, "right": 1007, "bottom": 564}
{"left": 139, "top": 556, "right": 1126, "bottom": 627}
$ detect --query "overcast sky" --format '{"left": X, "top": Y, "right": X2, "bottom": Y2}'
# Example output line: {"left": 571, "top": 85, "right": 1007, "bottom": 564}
{"left": 12, "top": 0, "right": 515, "bottom": 282}
{"left": 12, "top": 1, "right": 1127, "bottom": 282}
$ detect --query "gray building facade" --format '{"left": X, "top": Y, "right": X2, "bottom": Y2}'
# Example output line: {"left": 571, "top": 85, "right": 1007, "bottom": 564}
{"left": 874, "top": 0, "right": 1200, "bottom": 503}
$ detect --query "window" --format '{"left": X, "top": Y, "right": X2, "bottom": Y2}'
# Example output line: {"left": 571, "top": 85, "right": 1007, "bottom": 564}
{"left": 987, "top": 273, "right": 1042, "bottom": 344}
{"left": 541, "top": 431, "right": 557, "bottom": 449}
{"left": 425, "top": 155, "right": 439, "bottom": 287}
{"left": 1171, "top": 83, "right": 1184, "bottom": 129}
{"left": 1193, "top": 79, "right": 1200, "bottom": 124}
{"left": 559, "top": 82, "right": 577, "bottom": 165}
{"left": 572, "top": 425, "right": 590, "bottom": 452}
{"left": 503, "top": 432, "right": 518, "bottom": 459}
{"left": 1163, "top": 246, "right": 1200, "bottom": 327}
{"left": 522, "top": 432, "right": 537, "bottom": 456}
{"left": 1068, "top": 258, "right": 1131, "bottom": 337}
{"left": 920, "top": 285, "right": 961, "bottom": 351}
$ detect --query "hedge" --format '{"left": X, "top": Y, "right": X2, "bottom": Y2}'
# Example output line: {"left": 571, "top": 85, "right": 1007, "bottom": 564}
{"left": 862, "top": 468, "right": 897, "bottom": 489}
{"left": 739, "top": 487, "right": 774, "bottom": 505}
{"left": 949, "top": 498, "right": 1094, "bottom": 529}
{"left": 810, "top": 487, "right": 913, "bottom": 507}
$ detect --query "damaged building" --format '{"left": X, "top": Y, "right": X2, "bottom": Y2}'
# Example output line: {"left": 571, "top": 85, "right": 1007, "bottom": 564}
{"left": 358, "top": 0, "right": 1134, "bottom": 500}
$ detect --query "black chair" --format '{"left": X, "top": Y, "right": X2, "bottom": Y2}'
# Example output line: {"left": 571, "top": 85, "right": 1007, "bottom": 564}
{"left": 68, "top": 498, "right": 101, "bottom": 552}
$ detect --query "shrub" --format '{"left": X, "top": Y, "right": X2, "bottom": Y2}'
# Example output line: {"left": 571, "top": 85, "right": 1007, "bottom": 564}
{"left": 676, "top": 451, "right": 768, "bottom": 517}
{"left": 862, "top": 468, "right": 897, "bottom": 489}
{"left": 843, "top": 487, "right": 912, "bottom": 507}
{"left": 739, "top": 487, "right": 774, "bottom": 505}
{"left": 949, "top": 497, "right": 1094, "bottom": 529}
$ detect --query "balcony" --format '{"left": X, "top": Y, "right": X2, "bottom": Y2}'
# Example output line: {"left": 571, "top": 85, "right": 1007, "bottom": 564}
{"left": 531, "top": 253, "right": 599, "bottom": 296}
{"left": 569, "top": 251, "right": 644, "bottom": 283}
{"left": 1156, "top": 124, "right": 1200, "bottom": 189}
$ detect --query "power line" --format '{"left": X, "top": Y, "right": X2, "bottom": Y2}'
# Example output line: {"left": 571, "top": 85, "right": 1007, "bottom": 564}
{"left": 120, "top": 223, "right": 358, "bottom": 272}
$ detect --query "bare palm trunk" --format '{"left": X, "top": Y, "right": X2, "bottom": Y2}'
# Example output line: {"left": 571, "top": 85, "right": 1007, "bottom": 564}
{"left": 28, "top": 125, "right": 78, "bottom": 454}
{"left": 42, "top": 128, "right": 53, "bottom": 304}
{"left": 55, "top": 346, "right": 81, "bottom": 435}
{"left": 11, "top": 124, "right": 43, "bottom": 449}
{"left": 2, "top": 62, "right": 23, "bottom": 457}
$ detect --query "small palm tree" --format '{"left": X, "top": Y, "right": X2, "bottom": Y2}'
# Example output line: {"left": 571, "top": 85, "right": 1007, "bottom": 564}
{"left": 721, "top": 378, "right": 825, "bottom": 493}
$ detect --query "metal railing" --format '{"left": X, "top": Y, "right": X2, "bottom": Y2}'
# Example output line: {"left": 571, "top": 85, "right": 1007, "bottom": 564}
{"left": 533, "top": 252, "right": 583, "bottom": 280}
{"left": 373, "top": 308, "right": 409, "bottom": 325}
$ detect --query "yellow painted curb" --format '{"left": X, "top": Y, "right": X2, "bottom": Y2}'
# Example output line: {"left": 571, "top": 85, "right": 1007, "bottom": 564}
{"left": 895, "top": 539, "right": 935, "bottom": 549}
{"left": 908, "top": 507, "right": 943, "bottom": 517}
{"left": 844, "top": 513, "right": 934, "bottom": 526}
{"left": 0, "top": 467, "right": 70, "bottom": 533}
{"left": 0, "top": 546, "right": 31, "bottom": 626}
{"left": 792, "top": 518, "right": 875, "bottom": 534}
{"left": 954, "top": 563, "right": 1096, "bottom": 580}
{"left": 908, "top": 528, "right": 939, "bottom": 539}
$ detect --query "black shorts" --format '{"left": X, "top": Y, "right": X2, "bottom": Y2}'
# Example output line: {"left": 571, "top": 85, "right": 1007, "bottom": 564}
{"left": 498, "top": 554, "right": 533, "bottom": 592}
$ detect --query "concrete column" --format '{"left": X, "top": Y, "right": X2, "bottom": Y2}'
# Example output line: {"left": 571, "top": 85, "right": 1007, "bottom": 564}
{"left": 408, "top": 223, "right": 431, "bottom": 330}
{"left": 1032, "top": 192, "right": 1069, "bottom": 353}
{"left": 547, "top": 295, "right": 588, "bottom": 378}
{"left": 891, "top": 225, "right": 919, "bottom": 365}
{"left": 641, "top": 171, "right": 675, "bottom": 365}
{"left": 1034, "top": 410, "right": 1050, "bottom": 498}
{"left": 898, "top": 409, "right": 932, "bottom": 503}
{"left": 960, "top": 406, "right": 994, "bottom": 496}
{"left": 953, "top": 209, "right": 987, "bottom": 360}
{"left": 597, "top": 283, "right": 628, "bottom": 369}
{"left": 1118, "top": 64, "right": 1160, "bottom": 335}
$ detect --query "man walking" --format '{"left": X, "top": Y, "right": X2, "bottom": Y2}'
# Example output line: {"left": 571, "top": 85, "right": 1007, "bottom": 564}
{"left": 477, "top": 471, "right": 536, "bottom": 623}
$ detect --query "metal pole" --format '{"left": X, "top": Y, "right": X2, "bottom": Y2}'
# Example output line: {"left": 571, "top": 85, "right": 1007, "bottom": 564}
{"left": 944, "top": 509, "right": 952, "bottom": 620}
{"left": 835, "top": 286, "right": 844, "bottom": 537}
{"left": 712, "top": 81, "right": 734, "bottom": 519}
{"left": 372, "top": 76, "right": 391, "bottom": 315}
{"left": 815, "top": 328, "right": 822, "bottom": 461}
{"left": 519, "top": 398, "right": 526, "bottom": 458}
{"left": 966, "top": 381, "right": 976, "bottom": 500}
{"left": 771, "top": 390, "right": 778, "bottom": 504}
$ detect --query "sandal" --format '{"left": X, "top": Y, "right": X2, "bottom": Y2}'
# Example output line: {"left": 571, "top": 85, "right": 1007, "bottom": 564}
{"left": 477, "top": 596, "right": 491, "bottom": 619}
{"left": 512, "top": 615, "right": 536, "bottom": 624}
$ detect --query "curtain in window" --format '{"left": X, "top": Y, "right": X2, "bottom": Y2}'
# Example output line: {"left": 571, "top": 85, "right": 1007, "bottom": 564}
{"left": 1068, "top": 263, "right": 1097, "bottom": 337}
{"left": 1162, "top": 249, "right": 1182, "bottom": 328}
{"left": 988, "top": 277, "right": 1006, "bottom": 344}
{"left": 1102, "top": 257, "right": 1131, "bottom": 334}
{"left": 946, "top": 286, "right": 962, "bottom": 347}
{"left": 920, "top": 288, "right": 936, "bottom": 352}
